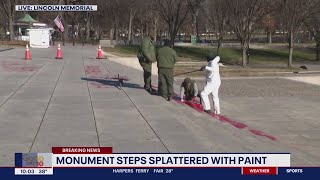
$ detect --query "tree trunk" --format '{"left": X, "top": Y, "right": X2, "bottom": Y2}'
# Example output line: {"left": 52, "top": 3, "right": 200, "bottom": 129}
{"left": 170, "top": 32, "right": 175, "bottom": 48}
{"left": 288, "top": 46, "right": 293, "bottom": 68}
{"left": 282, "top": 29, "right": 286, "bottom": 43}
{"left": 170, "top": 38, "right": 175, "bottom": 48}
{"left": 308, "top": 31, "right": 312, "bottom": 41}
{"left": 195, "top": 15, "right": 200, "bottom": 41}
{"left": 242, "top": 46, "right": 247, "bottom": 67}
{"left": 316, "top": 42, "right": 320, "bottom": 61}
{"left": 217, "top": 41, "right": 221, "bottom": 55}
{"left": 77, "top": 23, "right": 81, "bottom": 40}
{"left": 72, "top": 20, "right": 75, "bottom": 46}
{"left": 98, "top": 24, "right": 101, "bottom": 40}
{"left": 115, "top": 27, "right": 119, "bottom": 41}
{"left": 141, "top": 28, "right": 144, "bottom": 39}
{"left": 85, "top": 15, "right": 91, "bottom": 42}
{"left": 216, "top": 33, "right": 223, "bottom": 55}
{"left": 144, "top": 22, "right": 147, "bottom": 36}
{"left": 140, "top": 19, "right": 144, "bottom": 39}
{"left": 128, "top": 16, "right": 133, "bottom": 44}
{"left": 268, "top": 31, "right": 272, "bottom": 44}
{"left": 110, "top": 28, "right": 114, "bottom": 40}
{"left": 154, "top": 17, "right": 158, "bottom": 43}
{"left": 114, "top": 16, "right": 119, "bottom": 41}
{"left": 8, "top": 17, "right": 14, "bottom": 41}
{"left": 288, "top": 31, "right": 293, "bottom": 68}
{"left": 191, "top": 14, "right": 196, "bottom": 35}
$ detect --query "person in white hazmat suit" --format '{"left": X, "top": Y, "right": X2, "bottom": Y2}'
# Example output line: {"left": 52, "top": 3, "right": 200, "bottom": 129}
{"left": 200, "top": 54, "right": 221, "bottom": 114}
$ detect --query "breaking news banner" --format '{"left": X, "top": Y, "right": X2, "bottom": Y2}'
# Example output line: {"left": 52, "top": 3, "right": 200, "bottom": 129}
{"left": 0, "top": 147, "right": 316, "bottom": 179}
{"left": 15, "top": 5, "right": 97, "bottom": 11}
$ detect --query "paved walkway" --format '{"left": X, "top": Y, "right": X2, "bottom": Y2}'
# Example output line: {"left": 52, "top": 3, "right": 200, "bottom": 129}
{"left": 0, "top": 46, "right": 319, "bottom": 166}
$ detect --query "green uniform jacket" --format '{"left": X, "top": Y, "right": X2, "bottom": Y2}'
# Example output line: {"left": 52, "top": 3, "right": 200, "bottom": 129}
{"left": 138, "top": 37, "right": 156, "bottom": 65}
{"left": 156, "top": 46, "right": 177, "bottom": 69}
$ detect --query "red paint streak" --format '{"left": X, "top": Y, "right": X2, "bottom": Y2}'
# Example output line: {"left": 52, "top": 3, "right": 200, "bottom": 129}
{"left": 211, "top": 114, "right": 247, "bottom": 129}
{"left": 175, "top": 98, "right": 247, "bottom": 129}
{"left": 85, "top": 65, "right": 102, "bottom": 75}
{"left": 172, "top": 93, "right": 277, "bottom": 141}
{"left": 90, "top": 82, "right": 111, "bottom": 88}
{"left": 185, "top": 101, "right": 204, "bottom": 113}
{"left": 88, "top": 75, "right": 105, "bottom": 79}
{"left": 1, "top": 61, "right": 38, "bottom": 72}
{"left": 249, "top": 129, "right": 277, "bottom": 141}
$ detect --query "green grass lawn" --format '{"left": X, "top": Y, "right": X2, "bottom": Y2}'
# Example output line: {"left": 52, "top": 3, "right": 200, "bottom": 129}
{"left": 103, "top": 45, "right": 317, "bottom": 65}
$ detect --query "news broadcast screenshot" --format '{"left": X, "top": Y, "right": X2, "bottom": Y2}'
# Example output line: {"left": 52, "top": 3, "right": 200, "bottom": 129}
{"left": 0, "top": 0, "right": 319, "bottom": 179}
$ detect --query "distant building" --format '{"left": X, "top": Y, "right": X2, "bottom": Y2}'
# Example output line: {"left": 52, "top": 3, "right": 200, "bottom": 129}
{"left": 14, "top": 14, "right": 39, "bottom": 41}
{"left": 14, "top": 14, "right": 53, "bottom": 48}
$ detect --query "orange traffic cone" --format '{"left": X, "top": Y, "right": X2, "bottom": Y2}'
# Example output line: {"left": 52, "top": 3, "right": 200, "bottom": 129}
{"left": 25, "top": 44, "right": 31, "bottom": 60}
{"left": 55, "top": 44, "right": 63, "bottom": 59}
{"left": 96, "top": 45, "right": 103, "bottom": 59}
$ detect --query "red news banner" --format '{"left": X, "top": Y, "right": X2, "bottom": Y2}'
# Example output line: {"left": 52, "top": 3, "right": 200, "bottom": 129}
{"left": 52, "top": 147, "right": 113, "bottom": 154}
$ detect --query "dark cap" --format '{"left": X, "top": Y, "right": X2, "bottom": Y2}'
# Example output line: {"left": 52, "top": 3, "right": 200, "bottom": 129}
{"left": 206, "top": 51, "right": 216, "bottom": 62}
{"left": 163, "top": 39, "right": 172, "bottom": 47}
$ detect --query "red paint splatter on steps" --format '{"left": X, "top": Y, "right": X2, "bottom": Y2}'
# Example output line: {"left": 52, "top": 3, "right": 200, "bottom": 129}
{"left": 1, "top": 61, "right": 38, "bottom": 72}
{"left": 85, "top": 65, "right": 102, "bottom": 75}
{"left": 90, "top": 82, "right": 112, "bottom": 88}
{"left": 178, "top": 99, "right": 247, "bottom": 129}
{"left": 172, "top": 94, "right": 277, "bottom": 141}
{"left": 249, "top": 129, "right": 277, "bottom": 141}
{"left": 211, "top": 114, "right": 248, "bottom": 129}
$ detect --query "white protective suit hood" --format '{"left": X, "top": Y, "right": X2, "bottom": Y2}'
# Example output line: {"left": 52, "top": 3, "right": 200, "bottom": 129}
{"left": 206, "top": 56, "right": 221, "bottom": 81}
{"left": 210, "top": 56, "right": 220, "bottom": 65}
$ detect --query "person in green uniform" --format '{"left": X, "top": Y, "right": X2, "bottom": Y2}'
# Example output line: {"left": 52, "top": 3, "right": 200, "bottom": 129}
{"left": 137, "top": 33, "right": 156, "bottom": 93}
{"left": 156, "top": 40, "right": 177, "bottom": 101}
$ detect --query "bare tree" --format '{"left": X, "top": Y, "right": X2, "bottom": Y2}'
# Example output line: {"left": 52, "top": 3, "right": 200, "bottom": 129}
{"left": 135, "top": 4, "right": 147, "bottom": 39}
{"left": 205, "top": 0, "right": 228, "bottom": 54}
{"left": 261, "top": 12, "right": 277, "bottom": 44}
{"left": 104, "top": 0, "right": 122, "bottom": 41}
{"left": 91, "top": 0, "right": 112, "bottom": 40}
{"left": 126, "top": 0, "right": 138, "bottom": 44}
{"left": 279, "top": 0, "right": 320, "bottom": 68}
{"left": 189, "top": 0, "right": 204, "bottom": 40}
{"left": 153, "top": 0, "right": 193, "bottom": 47}
{"left": 0, "top": 0, "right": 17, "bottom": 41}
{"left": 226, "top": 0, "right": 272, "bottom": 66}
{"left": 153, "top": 13, "right": 159, "bottom": 42}
{"left": 305, "top": 3, "right": 320, "bottom": 61}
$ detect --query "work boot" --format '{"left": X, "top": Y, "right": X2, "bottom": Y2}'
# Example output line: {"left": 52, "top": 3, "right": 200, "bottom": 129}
{"left": 147, "top": 88, "right": 157, "bottom": 95}
{"left": 204, "top": 110, "right": 212, "bottom": 114}
{"left": 161, "top": 96, "right": 168, "bottom": 101}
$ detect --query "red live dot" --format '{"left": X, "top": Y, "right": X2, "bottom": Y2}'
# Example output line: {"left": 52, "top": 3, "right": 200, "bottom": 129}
{"left": 242, "top": 167, "right": 278, "bottom": 175}
{"left": 38, "top": 161, "right": 44, "bottom": 166}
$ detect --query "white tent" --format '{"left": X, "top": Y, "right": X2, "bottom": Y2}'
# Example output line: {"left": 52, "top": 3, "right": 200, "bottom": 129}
{"left": 27, "top": 28, "right": 53, "bottom": 48}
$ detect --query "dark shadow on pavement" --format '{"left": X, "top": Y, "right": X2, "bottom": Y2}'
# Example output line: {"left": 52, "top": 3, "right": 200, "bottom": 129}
{"left": 81, "top": 77, "right": 144, "bottom": 89}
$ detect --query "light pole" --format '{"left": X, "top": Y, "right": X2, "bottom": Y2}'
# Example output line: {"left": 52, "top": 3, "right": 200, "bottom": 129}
{"left": 82, "top": 18, "right": 86, "bottom": 46}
